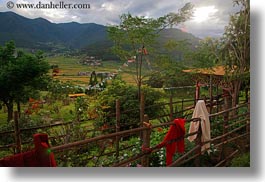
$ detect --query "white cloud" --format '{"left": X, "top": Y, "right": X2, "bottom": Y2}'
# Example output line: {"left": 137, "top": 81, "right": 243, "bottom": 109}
{"left": 192, "top": 6, "right": 218, "bottom": 23}
{"left": 0, "top": 0, "right": 239, "bottom": 37}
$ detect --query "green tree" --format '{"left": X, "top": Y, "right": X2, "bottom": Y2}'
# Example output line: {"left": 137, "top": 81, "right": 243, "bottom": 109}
{"left": 89, "top": 71, "right": 98, "bottom": 86}
{"left": 189, "top": 37, "right": 220, "bottom": 68}
{"left": 186, "top": 0, "right": 250, "bottom": 108}
{"left": 95, "top": 77, "right": 164, "bottom": 131}
{"left": 108, "top": 3, "right": 194, "bottom": 99}
{"left": 0, "top": 41, "right": 50, "bottom": 121}
{"left": 146, "top": 55, "right": 192, "bottom": 88}
{"left": 220, "top": 0, "right": 250, "bottom": 107}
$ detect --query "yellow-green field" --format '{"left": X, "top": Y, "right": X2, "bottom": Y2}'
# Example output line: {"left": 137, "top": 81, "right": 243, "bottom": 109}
{"left": 47, "top": 56, "right": 137, "bottom": 86}
{"left": 0, "top": 56, "right": 139, "bottom": 123}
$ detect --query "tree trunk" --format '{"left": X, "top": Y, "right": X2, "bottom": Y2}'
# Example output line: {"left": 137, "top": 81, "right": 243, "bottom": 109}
{"left": 230, "top": 80, "right": 241, "bottom": 117}
{"left": 231, "top": 80, "right": 241, "bottom": 108}
{"left": 17, "top": 101, "right": 21, "bottom": 117}
{"left": 6, "top": 102, "right": 14, "bottom": 122}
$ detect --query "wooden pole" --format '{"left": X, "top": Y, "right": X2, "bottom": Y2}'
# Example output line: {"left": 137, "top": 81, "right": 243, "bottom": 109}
{"left": 220, "top": 89, "right": 229, "bottom": 161}
{"left": 115, "top": 99, "right": 121, "bottom": 159}
{"left": 195, "top": 81, "right": 200, "bottom": 106}
{"left": 140, "top": 92, "right": 145, "bottom": 127}
{"left": 141, "top": 114, "right": 151, "bottom": 167}
{"left": 181, "top": 99, "right": 184, "bottom": 117}
{"left": 216, "top": 84, "right": 219, "bottom": 113}
{"left": 247, "top": 100, "right": 250, "bottom": 135}
{"left": 209, "top": 75, "right": 213, "bottom": 114}
{"left": 139, "top": 92, "right": 145, "bottom": 141}
{"left": 169, "top": 95, "right": 173, "bottom": 121}
{"left": 194, "top": 122, "right": 202, "bottom": 167}
{"left": 14, "top": 111, "right": 21, "bottom": 154}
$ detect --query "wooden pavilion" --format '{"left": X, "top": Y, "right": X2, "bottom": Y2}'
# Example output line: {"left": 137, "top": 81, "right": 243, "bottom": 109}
{"left": 183, "top": 65, "right": 249, "bottom": 114}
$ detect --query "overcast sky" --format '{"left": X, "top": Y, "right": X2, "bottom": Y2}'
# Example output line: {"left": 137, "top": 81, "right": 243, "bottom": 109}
{"left": 0, "top": 0, "right": 240, "bottom": 38}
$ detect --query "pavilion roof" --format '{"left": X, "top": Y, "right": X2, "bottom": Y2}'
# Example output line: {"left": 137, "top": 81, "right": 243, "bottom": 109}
{"left": 182, "top": 65, "right": 227, "bottom": 76}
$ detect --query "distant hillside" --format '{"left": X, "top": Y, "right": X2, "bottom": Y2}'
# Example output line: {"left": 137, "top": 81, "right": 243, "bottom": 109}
{"left": 0, "top": 11, "right": 200, "bottom": 59}
{"left": 82, "top": 28, "right": 200, "bottom": 60}
{"left": 0, "top": 11, "right": 107, "bottom": 50}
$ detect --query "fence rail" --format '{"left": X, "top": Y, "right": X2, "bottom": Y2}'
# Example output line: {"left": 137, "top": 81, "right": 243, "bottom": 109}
{"left": 0, "top": 93, "right": 249, "bottom": 167}
{"left": 51, "top": 102, "right": 249, "bottom": 167}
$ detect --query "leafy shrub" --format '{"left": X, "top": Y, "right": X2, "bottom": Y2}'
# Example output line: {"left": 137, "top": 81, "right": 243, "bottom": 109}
{"left": 230, "top": 152, "right": 250, "bottom": 167}
{"left": 94, "top": 77, "right": 164, "bottom": 131}
{"left": 46, "top": 80, "right": 84, "bottom": 101}
{"left": 145, "top": 72, "right": 164, "bottom": 88}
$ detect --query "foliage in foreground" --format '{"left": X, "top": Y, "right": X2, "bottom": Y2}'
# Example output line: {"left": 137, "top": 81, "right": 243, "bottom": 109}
{"left": 0, "top": 41, "right": 50, "bottom": 121}
{"left": 230, "top": 152, "right": 250, "bottom": 167}
{"left": 93, "top": 77, "right": 165, "bottom": 130}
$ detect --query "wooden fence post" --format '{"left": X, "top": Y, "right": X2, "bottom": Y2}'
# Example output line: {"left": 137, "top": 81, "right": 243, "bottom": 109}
{"left": 140, "top": 92, "right": 145, "bottom": 127}
{"left": 194, "top": 122, "right": 202, "bottom": 167}
{"left": 246, "top": 121, "right": 250, "bottom": 150}
{"left": 140, "top": 92, "right": 145, "bottom": 141}
{"left": 216, "top": 95, "right": 219, "bottom": 113}
{"left": 181, "top": 99, "right": 184, "bottom": 117}
{"left": 209, "top": 75, "right": 213, "bottom": 114}
{"left": 14, "top": 111, "right": 21, "bottom": 154}
{"left": 141, "top": 114, "right": 151, "bottom": 167}
{"left": 216, "top": 84, "right": 219, "bottom": 113}
{"left": 246, "top": 103, "right": 250, "bottom": 148}
{"left": 220, "top": 90, "right": 229, "bottom": 161}
{"left": 169, "top": 95, "right": 173, "bottom": 121}
{"left": 195, "top": 81, "right": 200, "bottom": 106}
{"left": 115, "top": 99, "right": 121, "bottom": 160}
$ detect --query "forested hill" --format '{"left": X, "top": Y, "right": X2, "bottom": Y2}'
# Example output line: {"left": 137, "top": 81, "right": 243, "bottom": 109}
{"left": 0, "top": 11, "right": 107, "bottom": 50}
{"left": 0, "top": 11, "right": 200, "bottom": 55}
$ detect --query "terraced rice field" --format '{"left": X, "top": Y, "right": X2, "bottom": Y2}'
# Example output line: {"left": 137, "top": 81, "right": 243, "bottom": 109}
{"left": 47, "top": 56, "right": 137, "bottom": 86}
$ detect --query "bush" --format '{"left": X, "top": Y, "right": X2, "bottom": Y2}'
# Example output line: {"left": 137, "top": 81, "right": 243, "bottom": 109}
{"left": 94, "top": 77, "right": 164, "bottom": 131}
{"left": 230, "top": 152, "right": 250, "bottom": 167}
{"left": 145, "top": 72, "right": 164, "bottom": 88}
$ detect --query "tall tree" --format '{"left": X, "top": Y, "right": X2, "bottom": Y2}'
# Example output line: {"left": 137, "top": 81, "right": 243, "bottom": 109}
{"left": 188, "top": 0, "right": 250, "bottom": 108}
{"left": 0, "top": 41, "right": 50, "bottom": 121}
{"left": 220, "top": 0, "right": 250, "bottom": 107}
{"left": 189, "top": 37, "right": 220, "bottom": 68}
{"left": 108, "top": 3, "right": 194, "bottom": 98}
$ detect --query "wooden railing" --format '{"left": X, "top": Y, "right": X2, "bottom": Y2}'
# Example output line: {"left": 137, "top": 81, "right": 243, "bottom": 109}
{"left": 50, "top": 103, "right": 249, "bottom": 167}
{"left": 0, "top": 95, "right": 249, "bottom": 167}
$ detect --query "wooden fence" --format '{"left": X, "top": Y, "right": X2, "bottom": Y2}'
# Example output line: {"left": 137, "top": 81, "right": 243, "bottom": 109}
{"left": 0, "top": 94, "right": 249, "bottom": 167}
{"left": 0, "top": 93, "right": 223, "bottom": 152}
{"left": 47, "top": 102, "right": 249, "bottom": 167}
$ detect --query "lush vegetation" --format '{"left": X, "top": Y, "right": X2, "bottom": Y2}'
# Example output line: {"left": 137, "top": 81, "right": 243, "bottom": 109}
{"left": 230, "top": 152, "right": 250, "bottom": 167}
{"left": 0, "top": 0, "right": 250, "bottom": 167}
{"left": 0, "top": 41, "right": 50, "bottom": 121}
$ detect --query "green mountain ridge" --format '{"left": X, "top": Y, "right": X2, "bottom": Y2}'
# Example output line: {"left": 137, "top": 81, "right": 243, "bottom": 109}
{"left": 0, "top": 11, "right": 200, "bottom": 58}
{"left": 0, "top": 11, "right": 108, "bottom": 50}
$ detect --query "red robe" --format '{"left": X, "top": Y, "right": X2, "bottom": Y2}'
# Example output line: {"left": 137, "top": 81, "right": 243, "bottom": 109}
{"left": 160, "top": 118, "right": 186, "bottom": 166}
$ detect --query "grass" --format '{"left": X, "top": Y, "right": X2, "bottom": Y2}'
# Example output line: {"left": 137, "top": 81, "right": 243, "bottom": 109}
{"left": 46, "top": 56, "right": 137, "bottom": 86}
{"left": 0, "top": 55, "right": 191, "bottom": 129}
{"left": 0, "top": 51, "right": 139, "bottom": 123}
{"left": 0, "top": 112, "right": 7, "bottom": 126}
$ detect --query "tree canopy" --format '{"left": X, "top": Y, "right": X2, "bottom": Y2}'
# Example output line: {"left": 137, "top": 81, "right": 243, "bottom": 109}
{"left": 0, "top": 41, "right": 50, "bottom": 121}
{"left": 221, "top": 0, "right": 250, "bottom": 74}
{"left": 189, "top": 0, "right": 250, "bottom": 107}
{"left": 107, "top": 3, "right": 194, "bottom": 97}
{"left": 221, "top": 0, "right": 250, "bottom": 107}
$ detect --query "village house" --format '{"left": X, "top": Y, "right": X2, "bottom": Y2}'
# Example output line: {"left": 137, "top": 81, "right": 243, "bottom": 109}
{"left": 79, "top": 56, "right": 102, "bottom": 66}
